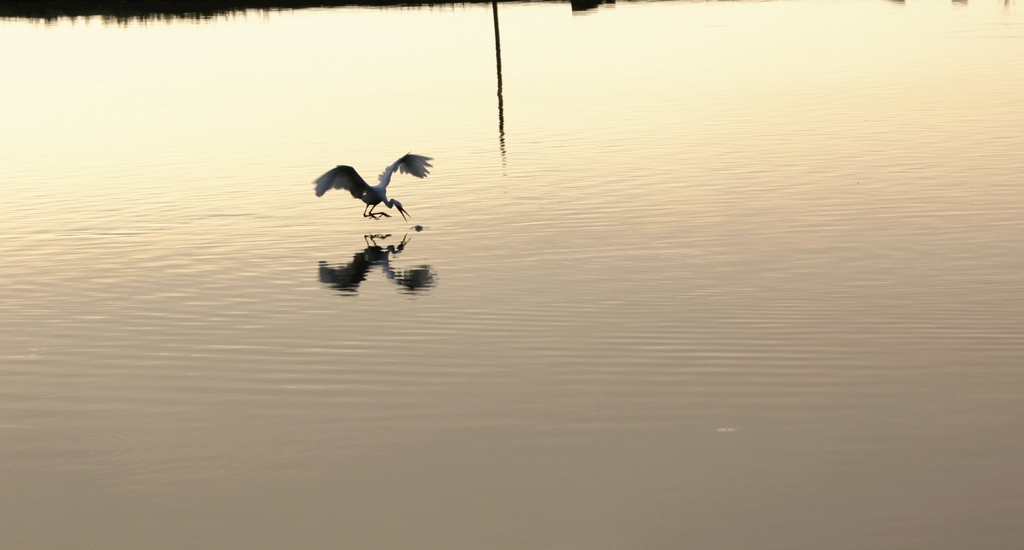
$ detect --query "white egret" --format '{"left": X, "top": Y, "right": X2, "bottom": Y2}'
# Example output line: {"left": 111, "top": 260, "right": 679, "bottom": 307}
{"left": 314, "top": 153, "right": 433, "bottom": 221}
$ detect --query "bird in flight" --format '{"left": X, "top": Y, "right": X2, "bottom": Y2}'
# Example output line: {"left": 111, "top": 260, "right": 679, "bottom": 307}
{"left": 314, "top": 153, "right": 433, "bottom": 221}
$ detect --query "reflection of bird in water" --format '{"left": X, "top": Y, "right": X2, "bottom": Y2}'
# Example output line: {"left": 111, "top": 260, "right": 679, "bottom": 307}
{"left": 318, "top": 234, "right": 436, "bottom": 295}
{"left": 314, "top": 153, "right": 432, "bottom": 221}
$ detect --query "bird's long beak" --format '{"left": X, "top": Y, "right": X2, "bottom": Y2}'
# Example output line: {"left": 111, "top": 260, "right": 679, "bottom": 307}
{"left": 397, "top": 205, "right": 410, "bottom": 222}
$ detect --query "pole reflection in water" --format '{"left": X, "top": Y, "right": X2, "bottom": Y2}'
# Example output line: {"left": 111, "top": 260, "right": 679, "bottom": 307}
{"left": 318, "top": 234, "right": 436, "bottom": 295}
{"left": 492, "top": 0, "right": 506, "bottom": 172}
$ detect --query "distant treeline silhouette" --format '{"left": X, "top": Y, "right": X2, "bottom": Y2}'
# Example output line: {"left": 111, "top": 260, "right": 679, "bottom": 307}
{"left": 0, "top": 0, "right": 614, "bottom": 20}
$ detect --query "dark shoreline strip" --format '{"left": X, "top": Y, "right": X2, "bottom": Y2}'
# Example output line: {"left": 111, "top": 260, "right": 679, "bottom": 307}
{"left": 0, "top": 0, "right": 616, "bottom": 21}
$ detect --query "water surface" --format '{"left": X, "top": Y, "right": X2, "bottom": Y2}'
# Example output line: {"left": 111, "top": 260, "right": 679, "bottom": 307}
{"left": 2, "top": 1, "right": 1023, "bottom": 548}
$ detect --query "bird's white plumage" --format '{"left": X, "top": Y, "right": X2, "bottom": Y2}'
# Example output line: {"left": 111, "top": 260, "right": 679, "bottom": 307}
{"left": 314, "top": 153, "right": 433, "bottom": 221}
{"left": 377, "top": 153, "right": 433, "bottom": 189}
{"left": 314, "top": 165, "right": 369, "bottom": 198}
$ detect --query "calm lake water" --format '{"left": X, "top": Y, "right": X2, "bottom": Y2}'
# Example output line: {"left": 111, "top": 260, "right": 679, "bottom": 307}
{"left": 2, "top": 0, "right": 1023, "bottom": 548}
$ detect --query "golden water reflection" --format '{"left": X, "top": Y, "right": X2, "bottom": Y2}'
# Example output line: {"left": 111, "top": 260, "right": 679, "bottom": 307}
{"left": 1, "top": 1, "right": 1023, "bottom": 549}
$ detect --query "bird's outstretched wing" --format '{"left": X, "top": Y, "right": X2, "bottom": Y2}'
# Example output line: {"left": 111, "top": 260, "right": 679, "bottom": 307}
{"left": 314, "top": 165, "right": 370, "bottom": 198}
{"left": 377, "top": 153, "right": 433, "bottom": 189}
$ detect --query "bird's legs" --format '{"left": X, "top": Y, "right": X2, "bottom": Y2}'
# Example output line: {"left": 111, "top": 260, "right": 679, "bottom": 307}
{"left": 364, "top": 204, "right": 391, "bottom": 220}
